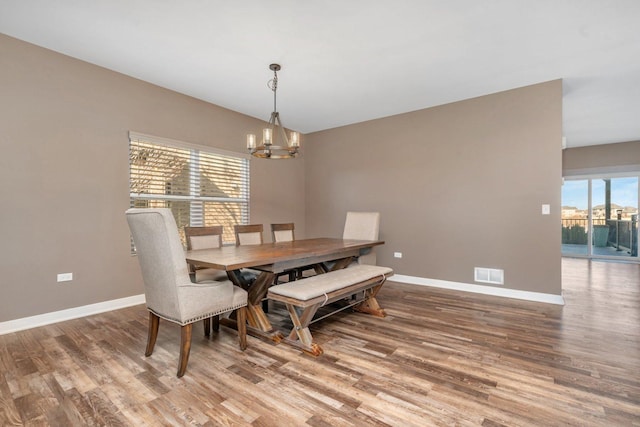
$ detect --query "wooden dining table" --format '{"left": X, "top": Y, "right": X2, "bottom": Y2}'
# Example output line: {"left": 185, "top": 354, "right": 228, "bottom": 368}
{"left": 185, "top": 237, "right": 384, "bottom": 341}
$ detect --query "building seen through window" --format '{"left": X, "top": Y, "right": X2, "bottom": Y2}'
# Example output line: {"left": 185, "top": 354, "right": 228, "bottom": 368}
{"left": 129, "top": 133, "right": 250, "bottom": 249}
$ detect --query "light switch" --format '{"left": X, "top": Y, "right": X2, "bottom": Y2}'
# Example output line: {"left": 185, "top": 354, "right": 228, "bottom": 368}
{"left": 542, "top": 204, "right": 550, "bottom": 215}
{"left": 57, "top": 272, "right": 73, "bottom": 282}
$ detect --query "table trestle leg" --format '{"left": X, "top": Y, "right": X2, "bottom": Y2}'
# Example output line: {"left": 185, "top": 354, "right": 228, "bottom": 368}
{"left": 246, "top": 304, "right": 274, "bottom": 332}
{"left": 223, "top": 269, "right": 283, "bottom": 342}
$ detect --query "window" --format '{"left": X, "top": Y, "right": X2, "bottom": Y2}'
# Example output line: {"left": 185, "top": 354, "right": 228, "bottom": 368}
{"left": 129, "top": 132, "right": 250, "bottom": 248}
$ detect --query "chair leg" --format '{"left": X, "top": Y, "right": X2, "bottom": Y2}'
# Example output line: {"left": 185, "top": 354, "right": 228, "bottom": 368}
{"left": 177, "top": 324, "right": 193, "bottom": 378}
{"left": 237, "top": 306, "right": 247, "bottom": 350}
{"left": 212, "top": 315, "right": 220, "bottom": 332}
{"left": 145, "top": 312, "right": 160, "bottom": 357}
{"left": 203, "top": 318, "right": 211, "bottom": 337}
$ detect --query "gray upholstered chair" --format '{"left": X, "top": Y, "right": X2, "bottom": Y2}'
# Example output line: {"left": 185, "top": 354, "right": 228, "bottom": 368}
{"left": 184, "top": 225, "right": 229, "bottom": 283}
{"left": 343, "top": 211, "right": 380, "bottom": 265}
{"left": 126, "top": 208, "right": 247, "bottom": 378}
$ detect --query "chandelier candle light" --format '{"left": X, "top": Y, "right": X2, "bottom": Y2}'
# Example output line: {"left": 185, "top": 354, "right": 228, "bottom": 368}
{"left": 246, "top": 64, "right": 300, "bottom": 159}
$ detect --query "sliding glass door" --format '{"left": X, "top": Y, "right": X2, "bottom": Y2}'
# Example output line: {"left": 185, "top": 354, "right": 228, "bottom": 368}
{"left": 562, "top": 175, "right": 638, "bottom": 260}
{"left": 561, "top": 180, "right": 589, "bottom": 256}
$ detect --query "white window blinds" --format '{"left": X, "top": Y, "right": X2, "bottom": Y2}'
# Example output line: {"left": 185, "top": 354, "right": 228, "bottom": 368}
{"left": 129, "top": 132, "right": 250, "bottom": 247}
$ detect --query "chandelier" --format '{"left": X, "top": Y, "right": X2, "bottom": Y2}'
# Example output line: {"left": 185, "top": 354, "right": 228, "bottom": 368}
{"left": 246, "top": 64, "right": 300, "bottom": 159}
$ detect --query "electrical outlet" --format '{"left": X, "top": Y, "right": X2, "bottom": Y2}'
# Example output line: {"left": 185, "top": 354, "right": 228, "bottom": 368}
{"left": 542, "top": 204, "right": 550, "bottom": 215}
{"left": 57, "top": 272, "right": 73, "bottom": 282}
{"left": 394, "top": 252, "right": 403, "bottom": 258}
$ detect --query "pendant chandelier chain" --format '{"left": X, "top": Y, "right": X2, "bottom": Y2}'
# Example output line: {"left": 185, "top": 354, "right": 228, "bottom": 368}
{"left": 268, "top": 69, "right": 278, "bottom": 114}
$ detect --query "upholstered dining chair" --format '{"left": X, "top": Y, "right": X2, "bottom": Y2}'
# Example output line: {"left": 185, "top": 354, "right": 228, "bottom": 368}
{"left": 234, "top": 224, "right": 264, "bottom": 246}
{"left": 271, "top": 222, "right": 295, "bottom": 243}
{"left": 233, "top": 224, "right": 264, "bottom": 281}
{"left": 271, "top": 222, "right": 317, "bottom": 282}
{"left": 126, "top": 208, "right": 247, "bottom": 378}
{"left": 234, "top": 223, "right": 269, "bottom": 309}
{"left": 343, "top": 211, "right": 380, "bottom": 265}
{"left": 271, "top": 223, "right": 297, "bottom": 283}
{"left": 184, "top": 226, "right": 228, "bottom": 283}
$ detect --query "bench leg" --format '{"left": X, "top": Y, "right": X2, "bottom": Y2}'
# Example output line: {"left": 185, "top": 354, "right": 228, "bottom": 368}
{"left": 353, "top": 284, "right": 387, "bottom": 318}
{"left": 282, "top": 303, "right": 323, "bottom": 356}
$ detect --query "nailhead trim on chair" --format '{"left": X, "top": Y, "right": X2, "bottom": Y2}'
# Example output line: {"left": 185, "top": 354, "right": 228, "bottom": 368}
{"left": 148, "top": 302, "right": 248, "bottom": 326}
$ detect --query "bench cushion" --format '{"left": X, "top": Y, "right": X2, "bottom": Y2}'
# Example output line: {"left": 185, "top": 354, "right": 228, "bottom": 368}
{"left": 268, "top": 265, "right": 393, "bottom": 301}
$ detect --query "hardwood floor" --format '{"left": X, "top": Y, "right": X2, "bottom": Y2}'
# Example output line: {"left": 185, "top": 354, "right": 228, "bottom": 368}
{"left": 1, "top": 258, "right": 639, "bottom": 426}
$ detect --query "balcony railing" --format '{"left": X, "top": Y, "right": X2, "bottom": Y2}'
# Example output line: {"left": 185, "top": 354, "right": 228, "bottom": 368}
{"left": 561, "top": 217, "right": 638, "bottom": 256}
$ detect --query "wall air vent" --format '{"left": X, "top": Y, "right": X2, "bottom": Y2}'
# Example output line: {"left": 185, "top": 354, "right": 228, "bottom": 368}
{"left": 474, "top": 267, "right": 504, "bottom": 285}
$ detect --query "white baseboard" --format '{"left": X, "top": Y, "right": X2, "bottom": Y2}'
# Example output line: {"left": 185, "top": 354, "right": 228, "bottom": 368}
{"left": 390, "top": 274, "right": 565, "bottom": 305}
{"left": 0, "top": 274, "right": 565, "bottom": 335}
{"left": 0, "top": 294, "right": 146, "bottom": 335}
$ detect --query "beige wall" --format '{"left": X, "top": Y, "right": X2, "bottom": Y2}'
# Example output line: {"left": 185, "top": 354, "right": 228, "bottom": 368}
{"left": 563, "top": 140, "right": 640, "bottom": 176}
{"left": 0, "top": 34, "right": 306, "bottom": 322}
{"left": 304, "top": 80, "right": 563, "bottom": 295}
{"left": 0, "top": 32, "right": 565, "bottom": 323}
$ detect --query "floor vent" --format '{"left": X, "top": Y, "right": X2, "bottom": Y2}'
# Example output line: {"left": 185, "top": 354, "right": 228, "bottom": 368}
{"left": 474, "top": 267, "right": 504, "bottom": 285}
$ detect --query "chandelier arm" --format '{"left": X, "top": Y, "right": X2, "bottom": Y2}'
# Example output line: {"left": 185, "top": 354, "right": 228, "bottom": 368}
{"left": 268, "top": 111, "right": 278, "bottom": 127}
{"left": 274, "top": 114, "right": 290, "bottom": 147}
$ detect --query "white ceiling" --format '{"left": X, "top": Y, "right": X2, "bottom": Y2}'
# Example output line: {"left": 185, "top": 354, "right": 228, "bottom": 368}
{"left": 1, "top": 1, "right": 639, "bottom": 148}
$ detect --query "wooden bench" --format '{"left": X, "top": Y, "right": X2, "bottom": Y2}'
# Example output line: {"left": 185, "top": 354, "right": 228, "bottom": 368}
{"left": 267, "top": 264, "right": 393, "bottom": 356}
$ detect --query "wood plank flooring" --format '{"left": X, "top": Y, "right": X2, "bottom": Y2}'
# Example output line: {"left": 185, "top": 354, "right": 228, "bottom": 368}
{"left": 1, "top": 258, "right": 639, "bottom": 426}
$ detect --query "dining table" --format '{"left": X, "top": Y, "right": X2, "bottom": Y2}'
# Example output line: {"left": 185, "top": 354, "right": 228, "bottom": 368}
{"left": 185, "top": 237, "right": 384, "bottom": 341}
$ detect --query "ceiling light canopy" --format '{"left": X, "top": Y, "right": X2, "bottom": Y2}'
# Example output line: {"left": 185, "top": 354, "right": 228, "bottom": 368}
{"left": 246, "top": 64, "right": 300, "bottom": 159}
